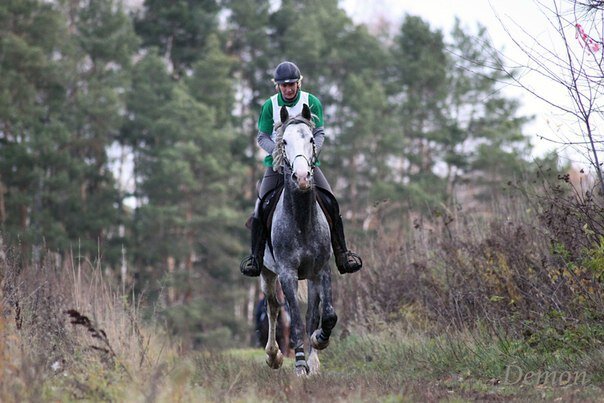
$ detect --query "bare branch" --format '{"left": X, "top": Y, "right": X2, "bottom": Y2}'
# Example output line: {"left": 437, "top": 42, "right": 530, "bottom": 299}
{"left": 489, "top": 0, "right": 604, "bottom": 193}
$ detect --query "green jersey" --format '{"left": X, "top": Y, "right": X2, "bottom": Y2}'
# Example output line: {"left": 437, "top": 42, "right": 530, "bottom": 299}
{"left": 257, "top": 91, "right": 324, "bottom": 135}
{"left": 257, "top": 90, "right": 324, "bottom": 168}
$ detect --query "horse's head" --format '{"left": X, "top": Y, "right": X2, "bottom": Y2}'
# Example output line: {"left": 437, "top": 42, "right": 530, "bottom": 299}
{"left": 273, "top": 104, "right": 317, "bottom": 192}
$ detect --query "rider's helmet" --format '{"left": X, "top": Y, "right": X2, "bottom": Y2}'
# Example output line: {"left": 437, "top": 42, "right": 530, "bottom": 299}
{"left": 273, "top": 61, "right": 302, "bottom": 84}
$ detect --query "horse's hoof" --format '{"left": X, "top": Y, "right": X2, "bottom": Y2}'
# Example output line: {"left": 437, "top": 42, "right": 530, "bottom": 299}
{"left": 295, "top": 363, "right": 309, "bottom": 377}
{"left": 308, "top": 350, "right": 320, "bottom": 375}
{"left": 311, "top": 329, "right": 330, "bottom": 350}
{"left": 266, "top": 350, "right": 283, "bottom": 369}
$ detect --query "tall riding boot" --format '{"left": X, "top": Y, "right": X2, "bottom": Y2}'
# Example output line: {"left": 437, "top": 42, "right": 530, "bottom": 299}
{"left": 240, "top": 213, "right": 267, "bottom": 277}
{"left": 317, "top": 190, "right": 363, "bottom": 274}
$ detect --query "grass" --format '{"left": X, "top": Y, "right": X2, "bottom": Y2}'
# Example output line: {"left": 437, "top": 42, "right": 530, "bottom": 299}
{"left": 9, "top": 299, "right": 602, "bottom": 403}
{"left": 3, "top": 248, "right": 604, "bottom": 402}
{"left": 2, "top": 254, "right": 604, "bottom": 402}
{"left": 174, "top": 327, "right": 604, "bottom": 402}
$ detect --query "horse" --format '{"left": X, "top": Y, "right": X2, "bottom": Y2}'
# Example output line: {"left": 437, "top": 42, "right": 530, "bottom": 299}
{"left": 261, "top": 104, "right": 337, "bottom": 376}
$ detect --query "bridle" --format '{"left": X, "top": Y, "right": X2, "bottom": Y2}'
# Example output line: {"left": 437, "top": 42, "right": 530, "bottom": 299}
{"left": 284, "top": 140, "right": 317, "bottom": 173}
{"left": 277, "top": 117, "right": 318, "bottom": 174}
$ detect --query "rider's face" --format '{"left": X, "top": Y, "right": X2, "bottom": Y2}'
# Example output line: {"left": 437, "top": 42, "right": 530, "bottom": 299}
{"left": 279, "top": 82, "right": 299, "bottom": 101}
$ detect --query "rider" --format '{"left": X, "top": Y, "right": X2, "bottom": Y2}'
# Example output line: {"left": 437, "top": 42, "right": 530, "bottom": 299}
{"left": 240, "top": 61, "right": 363, "bottom": 277}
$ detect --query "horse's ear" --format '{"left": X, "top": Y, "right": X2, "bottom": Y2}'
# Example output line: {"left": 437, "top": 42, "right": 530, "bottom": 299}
{"left": 302, "top": 104, "right": 311, "bottom": 121}
{"left": 280, "top": 106, "right": 289, "bottom": 123}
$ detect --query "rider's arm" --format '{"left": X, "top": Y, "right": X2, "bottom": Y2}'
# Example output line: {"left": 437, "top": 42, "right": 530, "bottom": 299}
{"left": 313, "top": 126, "right": 325, "bottom": 152}
{"left": 308, "top": 94, "right": 325, "bottom": 153}
{"left": 257, "top": 99, "right": 275, "bottom": 154}
{"left": 257, "top": 131, "right": 275, "bottom": 154}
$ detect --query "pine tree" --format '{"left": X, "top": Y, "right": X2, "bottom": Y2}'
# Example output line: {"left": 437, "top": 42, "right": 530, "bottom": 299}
{"left": 57, "top": 0, "right": 139, "bottom": 262}
{"left": 187, "top": 34, "right": 236, "bottom": 129}
{"left": 1, "top": 0, "right": 137, "bottom": 264}
{"left": 0, "top": 1, "right": 65, "bottom": 259}
{"left": 444, "top": 20, "right": 532, "bottom": 203}
{"left": 123, "top": 50, "right": 246, "bottom": 345}
{"left": 389, "top": 15, "right": 450, "bottom": 209}
{"left": 134, "top": 0, "right": 220, "bottom": 76}
{"left": 223, "top": 0, "right": 272, "bottom": 199}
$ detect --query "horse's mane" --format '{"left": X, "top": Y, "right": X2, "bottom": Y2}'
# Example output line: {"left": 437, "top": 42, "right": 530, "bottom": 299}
{"left": 272, "top": 115, "right": 316, "bottom": 172}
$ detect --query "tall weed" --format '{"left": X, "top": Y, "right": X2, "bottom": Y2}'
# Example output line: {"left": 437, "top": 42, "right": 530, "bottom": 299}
{"left": 339, "top": 174, "right": 604, "bottom": 353}
{"left": 0, "top": 242, "right": 172, "bottom": 401}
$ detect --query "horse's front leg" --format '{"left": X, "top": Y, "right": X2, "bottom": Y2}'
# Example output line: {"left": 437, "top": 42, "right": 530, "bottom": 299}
{"left": 306, "top": 277, "right": 321, "bottom": 375}
{"left": 279, "top": 272, "right": 308, "bottom": 376}
{"left": 311, "top": 264, "right": 337, "bottom": 350}
{"left": 261, "top": 271, "right": 283, "bottom": 369}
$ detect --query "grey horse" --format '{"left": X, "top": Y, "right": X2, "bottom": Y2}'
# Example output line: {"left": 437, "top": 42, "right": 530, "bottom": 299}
{"left": 261, "top": 104, "right": 338, "bottom": 376}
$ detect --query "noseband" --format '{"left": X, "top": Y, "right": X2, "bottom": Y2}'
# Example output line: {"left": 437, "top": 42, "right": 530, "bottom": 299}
{"left": 284, "top": 144, "right": 317, "bottom": 174}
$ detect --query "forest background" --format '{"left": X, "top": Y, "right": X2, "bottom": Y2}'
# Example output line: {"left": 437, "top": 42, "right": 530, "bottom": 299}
{"left": 2, "top": 0, "right": 604, "bottom": 400}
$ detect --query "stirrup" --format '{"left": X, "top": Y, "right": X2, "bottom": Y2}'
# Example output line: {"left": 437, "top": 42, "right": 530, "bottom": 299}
{"left": 335, "top": 251, "right": 362, "bottom": 274}
{"left": 240, "top": 255, "right": 261, "bottom": 277}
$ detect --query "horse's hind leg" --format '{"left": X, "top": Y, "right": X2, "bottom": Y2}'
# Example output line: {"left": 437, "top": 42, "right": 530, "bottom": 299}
{"left": 306, "top": 278, "right": 321, "bottom": 375}
{"left": 279, "top": 272, "right": 308, "bottom": 376}
{"left": 261, "top": 271, "right": 283, "bottom": 369}
{"left": 311, "top": 265, "right": 337, "bottom": 350}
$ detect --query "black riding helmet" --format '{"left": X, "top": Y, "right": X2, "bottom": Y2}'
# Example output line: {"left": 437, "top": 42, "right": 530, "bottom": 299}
{"left": 273, "top": 61, "right": 302, "bottom": 84}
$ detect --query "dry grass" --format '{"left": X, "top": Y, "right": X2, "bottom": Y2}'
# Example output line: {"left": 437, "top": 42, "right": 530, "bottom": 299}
{"left": 0, "top": 243, "right": 173, "bottom": 402}
{"left": 1, "top": 235, "right": 603, "bottom": 401}
{"left": 337, "top": 178, "right": 604, "bottom": 344}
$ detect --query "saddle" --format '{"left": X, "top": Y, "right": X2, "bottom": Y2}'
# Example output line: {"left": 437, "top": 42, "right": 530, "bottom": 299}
{"left": 245, "top": 186, "right": 283, "bottom": 229}
{"left": 243, "top": 185, "right": 284, "bottom": 260}
{"left": 245, "top": 185, "right": 333, "bottom": 232}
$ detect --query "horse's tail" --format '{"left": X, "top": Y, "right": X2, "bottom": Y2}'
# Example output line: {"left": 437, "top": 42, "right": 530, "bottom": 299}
{"left": 297, "top": 279, "right": 308, "bottom": 304}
